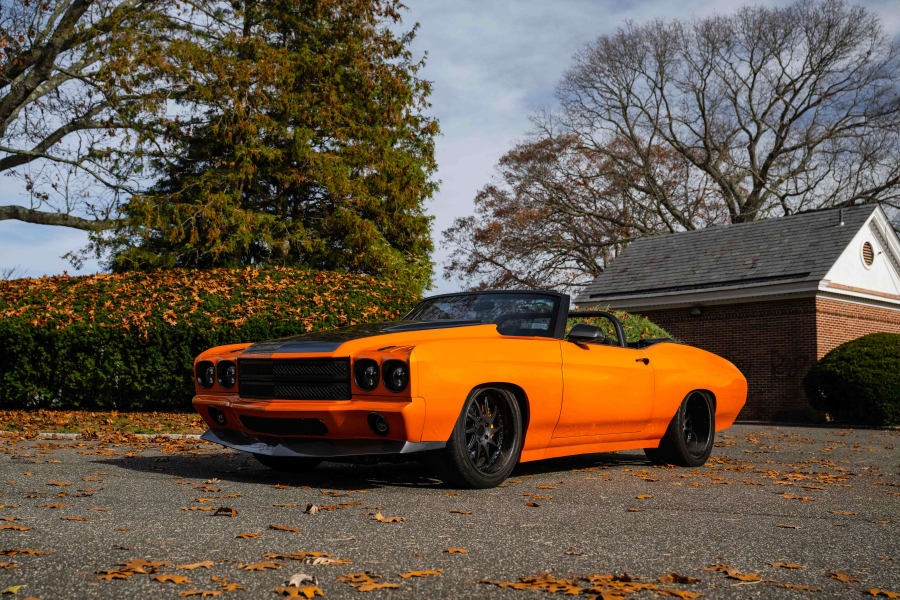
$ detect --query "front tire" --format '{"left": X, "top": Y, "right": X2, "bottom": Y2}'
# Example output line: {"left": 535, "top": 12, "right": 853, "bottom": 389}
{"left": 431, "top": 386, "right": 523, "bottom": 488}
{"left": 644, "top": 391, "right": 715, "bottom": 467}
{"left": 254, "top": 454, "right": 322, "bottom": 472}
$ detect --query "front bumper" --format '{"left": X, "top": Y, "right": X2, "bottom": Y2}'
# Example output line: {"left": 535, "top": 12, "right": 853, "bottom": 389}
{"left": 201, "top": 428, "right": 445, "bottom": 458}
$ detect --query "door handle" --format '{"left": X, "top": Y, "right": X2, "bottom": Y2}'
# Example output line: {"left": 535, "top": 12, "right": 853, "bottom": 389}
{"left": 635, "top": 358, "right": 650, "bottom": 365}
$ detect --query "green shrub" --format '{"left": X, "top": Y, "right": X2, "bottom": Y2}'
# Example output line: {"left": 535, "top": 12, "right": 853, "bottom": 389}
{"left": 567, "top": 308, "right": 670, "bottom": 343}
{"left": 803, "top": 333, "right": 900, "bottom": 426}
{"left": 0, "top": 267, "right": 417, "bottom": 411}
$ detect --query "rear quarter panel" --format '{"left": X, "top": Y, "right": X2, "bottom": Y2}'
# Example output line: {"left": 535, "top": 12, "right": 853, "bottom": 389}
{"left": 643, "top": 342, "right": 747, "bottom": 438}
{"left": 411, "top": 333, "right": 563, "bottom": 452}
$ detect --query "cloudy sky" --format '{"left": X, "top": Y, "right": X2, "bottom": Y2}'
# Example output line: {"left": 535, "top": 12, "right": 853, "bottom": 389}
{"left": 1, "top": 0, "right": 898, "bottom": 290}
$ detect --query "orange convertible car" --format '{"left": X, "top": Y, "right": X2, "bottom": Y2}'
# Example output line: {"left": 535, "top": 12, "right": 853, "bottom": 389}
{"left": 193, "top": 291, "right": 746, "bottom": 487}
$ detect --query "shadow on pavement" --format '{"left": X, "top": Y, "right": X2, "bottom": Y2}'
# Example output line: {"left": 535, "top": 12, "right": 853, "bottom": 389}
{"left": 97, "top": 447, "right": 654, "bottom": 490}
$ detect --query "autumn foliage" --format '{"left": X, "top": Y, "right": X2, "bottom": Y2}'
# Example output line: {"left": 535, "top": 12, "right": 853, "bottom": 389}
{"left": 0, "top": 267, "right": 417, "bottom": 410}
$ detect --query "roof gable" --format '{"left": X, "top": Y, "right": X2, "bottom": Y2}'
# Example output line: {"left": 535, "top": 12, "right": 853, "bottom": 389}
{"left": 578, "top": 205, "right": 878, "bottom": 303}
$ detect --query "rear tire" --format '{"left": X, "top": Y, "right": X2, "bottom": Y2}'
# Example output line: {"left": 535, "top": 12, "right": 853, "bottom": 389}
{"left": 253, "top": 454, "right": 322, "bottom": 472}
{"left": 644, "top": 391, "right": 715, "bottom": 467}
{"left": 430, "top": 386, "right": 523, "bottom": 488}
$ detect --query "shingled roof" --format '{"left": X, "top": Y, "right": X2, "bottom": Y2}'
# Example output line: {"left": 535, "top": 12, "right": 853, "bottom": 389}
{"left": 578, "top": 204, "right": 878, "bottom": 303}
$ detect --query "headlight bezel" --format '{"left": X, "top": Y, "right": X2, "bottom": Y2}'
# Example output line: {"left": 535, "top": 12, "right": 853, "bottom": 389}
{"left": 353, "top": 358, "right": 380, "bottom": 391}
{"left": 196, "top": 360, "right": 216, "bottom": 389}
{"left": 217, "top": 359, "right": 236, "bottom": 389}
{"left": 382, "top": 359, "right": 409, "bottom": 393}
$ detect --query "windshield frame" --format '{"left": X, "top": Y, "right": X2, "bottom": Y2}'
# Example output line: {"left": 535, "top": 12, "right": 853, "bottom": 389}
{"left": 403, "top": 290, "right": 570, "bottom": 339}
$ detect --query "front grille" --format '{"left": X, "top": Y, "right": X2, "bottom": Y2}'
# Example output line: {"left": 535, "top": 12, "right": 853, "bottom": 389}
{"left": 239, "top": 416, "right": 328, "bottom": 436}
{"left": 238, "top": 358, "right": 351, "bottom": 400}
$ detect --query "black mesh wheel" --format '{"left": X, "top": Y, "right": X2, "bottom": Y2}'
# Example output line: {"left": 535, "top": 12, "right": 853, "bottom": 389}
{"left": 644, "top": 391, "right": 715, "bottom": 467}
{"left": 429, "top": 386, "right": 523, "bottom": 488}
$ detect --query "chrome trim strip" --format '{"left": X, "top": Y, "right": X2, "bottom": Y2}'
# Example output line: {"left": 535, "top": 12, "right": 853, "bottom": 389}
{"left": 200, "top": 428, "right": 445, "bottom": 458}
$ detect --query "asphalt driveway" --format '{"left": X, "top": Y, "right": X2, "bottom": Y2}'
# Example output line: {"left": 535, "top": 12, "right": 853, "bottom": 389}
{"left": 0, "top": 424, "right": 896, "bottom": 599}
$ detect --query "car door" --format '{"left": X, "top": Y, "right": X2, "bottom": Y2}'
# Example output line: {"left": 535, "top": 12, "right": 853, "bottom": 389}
{"left": 552, "top": 341, "right": 654, "bottom": 437}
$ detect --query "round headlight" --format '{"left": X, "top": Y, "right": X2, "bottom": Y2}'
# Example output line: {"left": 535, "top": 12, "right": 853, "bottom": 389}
{"left": 196, "top": 360, "right": 215, "bottom": 388}
{"left": 354, "top": 359, "right": 379, "bottom": 391}
{"left": 382, "top": 360, "right": 409, "bottom": 393}
{"left": 217, "top": 360, "right": 236, "bottom": 389}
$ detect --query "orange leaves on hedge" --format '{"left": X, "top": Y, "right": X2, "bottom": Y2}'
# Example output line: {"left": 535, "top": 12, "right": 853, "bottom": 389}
{"left": 0, "top": 267, "right": 416, "bottom": 336}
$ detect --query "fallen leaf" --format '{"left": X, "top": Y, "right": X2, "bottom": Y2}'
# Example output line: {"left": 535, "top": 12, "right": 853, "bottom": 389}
{"left": 776, "top": 523, "right": 803, "bottom": 529}
{"left": 152, "top": 574, "right": 192, "bottom": 584}
{"left": 235, "top": 533, "right": 260, "bottom": 539}
{"left": 238, "top": 561, "right": 281, "bottom": 571}
{"left": 726, "top": 568, "right": 761, "bottom": 582}
{"left": 287, "top": 574, "right": 317, "bottom": 586}
{"left": 449, "top": 510, "right": 472, "bottom": 515}
{"left": 212, "top": 507, "right": 237, "bottom": 518}
{"left": 302, "top": 556, "right": 350, "bottom": 566}
{"left": 270, "top": 525, "right": 301, "bottom": 533}
{"left": 658, "top": 573, "right": 699, "bottom": 584}
{"left": 178, "top": 591, "right": 221, "bottom": 598}
{"left": 178, "top": 561, "right": 215, "bottom": 570}
{"left": 275, "top": 585, "right": 324, "bottom": 598}
{"left": 0, "top": 525, "right": 29, "bottom": 531}
{"left": 1, "top": 585, "right": 22, "bottom": 594}
{"left": 0, "top": 562, "right": 16, "bottom": 569}
{"left": 120, "top": 559, "right": 171, "bottom": 573}
{"left": 445, "top": 548, "right": 467, "bottom": 554}
{"left": 0, "top": 550, "right": 50, "bottom": 557}
{"left": 47, "top": 481, "right": 71, "bottom": 486}
{"left": 769, "top": 562, "right": 802, "bottom": 569}
{"left": 304, "top": 504, "right": 318, "bottom": 514}
{"left": 181, "top": 507, "right": 215, "bottom": 512}
{"left": 636, "top": 494, "right": 653, "bottom": 499}
{"left": 782, "top": 583, "right": 823, "bottom": 591}
{"left": 357, "top": 582, "right": 400, "bottom": 592}
{"left": 829, "top": 511, "right": 858, "bottom": 516}
{"left": 828, "top": 570, "right": 861, "bottom": 583}
{"left": 96, "top": 569, "right": 133, "bottom": 581}
{"left": 337, "top": 572, "right": 378, "bottom": 584}
{"left": 220, "top": 583, "right": 244, "bottom": 591}
{"left": 398, "top": 570, "right": 442, "bottom": 578}
{"left": 524, "top": 502, "right": 540, "bottom": 507}
{"left": 564, "top": 547, "right": 586, "bottom": 556}
{"left": 867, "top": 589, "right": 900, "bottom": 598}
{"left": 371, "top": 512, "right": 404, "bottom": 523}
{"left": 60, "top": 516, "right": 90, "bottom": 522}
{"left": 537, "top": 486, "right": 557, "bottom": 489}
{"left": 38, "top": 503, "right": 72, "bottom": 509}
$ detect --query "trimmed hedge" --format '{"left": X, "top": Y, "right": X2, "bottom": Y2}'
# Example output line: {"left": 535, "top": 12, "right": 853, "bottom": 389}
{"left": 803, "top": 333, "right": 900, "bottom": 426}
{"left": 0, "top": 268, "right": 417, "bottom": 411}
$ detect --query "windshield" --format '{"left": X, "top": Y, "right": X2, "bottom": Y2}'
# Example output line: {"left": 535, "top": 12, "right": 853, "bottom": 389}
{"left": 404, "top": 293, "right": 561, "bottom": 338}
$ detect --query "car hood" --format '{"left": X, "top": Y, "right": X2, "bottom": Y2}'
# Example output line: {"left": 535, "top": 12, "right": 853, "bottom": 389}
{"left": 241, "top": 320, "right": 484, "bottom": 354}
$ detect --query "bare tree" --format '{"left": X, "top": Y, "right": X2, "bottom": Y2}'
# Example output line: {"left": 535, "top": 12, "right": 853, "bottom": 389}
{"left": 0, "top": 266, "right": 22, "bottom": 280}
{"left": 0, "top": 0, "right": 171, "bottom": 231}
{"left": 442, "top": 134, "right": 721, "bottom": 292}
{"left": 444, "top": 0, "right": 900, "bottom": 291}
{"left": 555, "top": 0, "right": 899, "bottom": 223}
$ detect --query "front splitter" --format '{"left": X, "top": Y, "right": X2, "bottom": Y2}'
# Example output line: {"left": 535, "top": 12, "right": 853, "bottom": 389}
{"left": 201, "top": 428, "right": 445, "bottom": 458}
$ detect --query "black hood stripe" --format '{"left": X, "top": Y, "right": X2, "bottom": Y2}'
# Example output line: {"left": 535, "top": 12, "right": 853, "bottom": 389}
{"left": 242, "top": 320, "right": 483, "bottom": 354}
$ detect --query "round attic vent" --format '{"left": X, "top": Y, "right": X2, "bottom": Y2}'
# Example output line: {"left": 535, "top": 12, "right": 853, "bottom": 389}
{"left": 862, "top": 241, "right": 875, "bottom": 267}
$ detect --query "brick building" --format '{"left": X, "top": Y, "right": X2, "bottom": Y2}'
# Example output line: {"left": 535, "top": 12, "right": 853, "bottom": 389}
{"left": 575, "top": 205, "right": 900, "bottom": 421}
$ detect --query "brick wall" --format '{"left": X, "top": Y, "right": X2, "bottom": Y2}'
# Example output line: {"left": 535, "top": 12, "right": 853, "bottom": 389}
{"left": 815, "top": 297, "right": 900, "bottom": 357}
{"left": 639, "top": 298, "right": 818, "bottom": 421}
{"left": 638, "top": 296, "right": 900, "bottom": 421}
